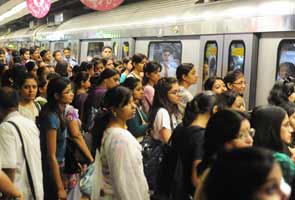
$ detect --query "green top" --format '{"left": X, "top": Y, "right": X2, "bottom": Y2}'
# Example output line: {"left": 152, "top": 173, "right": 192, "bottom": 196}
{"left": 127, "top": 106, "right": 148, "bottom": 138}
{"left": 273, "top": 152, "right": 295, "bottom": 184}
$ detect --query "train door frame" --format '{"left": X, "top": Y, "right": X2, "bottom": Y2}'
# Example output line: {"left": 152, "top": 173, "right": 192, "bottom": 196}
{"left": 80, "top": 39, "right": 112, "bottom": 62}
{"left": 222, "top": 34, "right": 259, "bottom": 110}
{"left": 198, "top": 35, "right": 224, "bottom": 92}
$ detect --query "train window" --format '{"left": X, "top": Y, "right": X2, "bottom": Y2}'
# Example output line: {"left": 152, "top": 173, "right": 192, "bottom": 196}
{"left": 87, "top": 42, "right": 104, "bottom": 58}
{"left": 228, "top": 41, "right": 245, "bottom": 72}
{"left": 148, "top": 41, "right": 182, "bottom": 77}
{"left": 122, "top": 42, "right": 129, "bottom": 57}
{"left": 277, "top": 40, "right": 295, "bottom": 80}
{"left": 54, "top": 43, "right": 64, "bottom": 51}
{"left": 203, "top": 41, "right": 218, "bottom": 83}
{"left": 113, "top": 42, "right": 119, "bottom": 57}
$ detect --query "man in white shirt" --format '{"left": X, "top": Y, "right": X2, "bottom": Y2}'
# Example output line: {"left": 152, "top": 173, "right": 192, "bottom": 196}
{"left": 0, "top": 87, "right": 43, "bottom": 200}
{"left": 63, "top": 47, "right": 78, "bottom": 67}
{"left": 160, "top": 49, "right": 179, "bottom": 77}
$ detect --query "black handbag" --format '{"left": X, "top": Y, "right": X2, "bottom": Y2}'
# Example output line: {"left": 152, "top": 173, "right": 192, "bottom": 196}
{"left": 141, "top": 134, "right": 167, "bottom": 193}
{"left": 64, "top": 137, "right": 89, "bottom": 174}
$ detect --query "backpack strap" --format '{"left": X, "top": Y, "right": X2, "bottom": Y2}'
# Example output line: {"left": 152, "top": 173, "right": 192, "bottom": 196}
{"left": 7, "top": 121, "right": 36, "bottom": 200}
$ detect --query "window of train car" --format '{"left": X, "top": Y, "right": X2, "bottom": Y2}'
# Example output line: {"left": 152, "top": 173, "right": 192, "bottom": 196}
{"left": 228, "top": 41, "right": 245, "bottom": 72}
{"left": 148, "top": 41, "right": 182, "bottom": 77}
{"left": 203, "top": 41, "right": 218, "bottom": 83}
{"left": 113, "top": 42, "right": 119, "bottom": 58}
{"left": 122, "top": 42, "right": 129, "bottom": 57}
{"left": 54, "top": 42, "right": 64, "bottom": 51}
{"left": 87, "top": 42, "right": 104, "bottom": 58}
{"left": 277, "top": 40, "right": 295, "bottom": 80}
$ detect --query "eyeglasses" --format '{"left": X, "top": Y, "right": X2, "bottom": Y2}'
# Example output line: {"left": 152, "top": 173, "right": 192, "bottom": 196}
{"left": 168, "top": 89, "right": 181, "bottom": 95}
{"left": 235, "top": 128, "right": 255, "bottom": 139}
{"left": 232, "top": 81, "right": 247, "bottom": 85}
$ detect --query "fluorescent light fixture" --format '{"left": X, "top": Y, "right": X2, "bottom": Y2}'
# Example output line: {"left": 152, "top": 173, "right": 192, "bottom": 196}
{"left": 0, "top": 2, "right": 27, "bottom": 22}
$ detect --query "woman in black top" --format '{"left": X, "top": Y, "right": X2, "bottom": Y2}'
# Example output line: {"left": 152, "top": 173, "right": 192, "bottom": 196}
{"left": 171, "top": 91, "right": 220, "bottom": 199}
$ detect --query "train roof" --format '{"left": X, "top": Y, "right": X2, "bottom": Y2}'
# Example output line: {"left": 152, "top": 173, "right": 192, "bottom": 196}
{"left": 2, "top": 0, "right": 295, "bottom": 41}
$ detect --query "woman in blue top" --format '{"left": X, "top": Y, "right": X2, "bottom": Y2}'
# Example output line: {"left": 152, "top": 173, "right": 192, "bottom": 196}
{"left": 39, "top": 77, "right": 75, "bottom": 200}
{"left": 122, "top": 77, "right": 148, "bottom": 139}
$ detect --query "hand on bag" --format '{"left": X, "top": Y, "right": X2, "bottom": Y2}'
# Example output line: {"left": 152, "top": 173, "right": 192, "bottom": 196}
{"left": 57, "top": 189, "right": 67, "bottom": 200}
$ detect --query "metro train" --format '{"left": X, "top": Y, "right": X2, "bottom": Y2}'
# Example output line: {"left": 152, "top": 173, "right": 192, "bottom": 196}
{"left": 1, "top": 0, "right": 295, "bottom": 109}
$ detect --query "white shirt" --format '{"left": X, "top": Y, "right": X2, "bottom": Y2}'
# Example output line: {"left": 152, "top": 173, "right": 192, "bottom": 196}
{"left": 100, "top": 127, "right": 149, "bottom": 200}
{"left": 151, "top": 108, "right": 178, "bottom": 142}
{"left": 0, "top": 111, "right": 44, "bottom": 200}
{"left": 160, "top": 61, "right": 178, "bottom": 77}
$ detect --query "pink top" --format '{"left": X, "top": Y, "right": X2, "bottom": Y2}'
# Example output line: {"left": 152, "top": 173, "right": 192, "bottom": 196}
{"left": 142, "top": 85, "right": 154, "bottom": 114}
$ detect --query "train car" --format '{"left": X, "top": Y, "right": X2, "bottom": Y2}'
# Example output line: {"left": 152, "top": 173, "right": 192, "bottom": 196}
{"left": 1, "top": 0, "right": 295, "bottom": 109}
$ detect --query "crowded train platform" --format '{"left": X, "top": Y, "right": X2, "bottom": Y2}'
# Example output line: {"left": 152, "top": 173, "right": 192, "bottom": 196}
{"left": 0, "top": 0, "right": 295, "bottom": 200}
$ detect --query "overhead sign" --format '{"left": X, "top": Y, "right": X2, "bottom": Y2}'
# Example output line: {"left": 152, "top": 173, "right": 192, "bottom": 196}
{"left": 26, "top": 0, "right": 51, "bottom": 19}
{"left": 80, "top": 0, "right": 124, "bottom": 11}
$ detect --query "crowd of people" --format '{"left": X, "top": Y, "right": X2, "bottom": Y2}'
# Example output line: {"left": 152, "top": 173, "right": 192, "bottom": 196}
{"left": 0, "top": 45, "right": 294, "bottom": 200}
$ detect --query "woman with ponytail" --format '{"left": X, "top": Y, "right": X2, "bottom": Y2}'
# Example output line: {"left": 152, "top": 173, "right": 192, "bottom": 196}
{"left": 82, "top": 68, "right": 120, "bottom": 131}
{"left": 170, "top": 91, "right": 220, "bottom": 198}
{"left": 91, "top": 86, "right": 149, "bottom": 200}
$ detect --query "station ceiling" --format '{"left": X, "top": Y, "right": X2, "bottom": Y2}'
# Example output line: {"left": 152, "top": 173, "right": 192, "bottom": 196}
{"left": 0, "top": 0, "right": 144, "bottom": 28}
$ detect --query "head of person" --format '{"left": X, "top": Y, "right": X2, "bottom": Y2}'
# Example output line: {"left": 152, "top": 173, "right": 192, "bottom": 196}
{"left": 0, "top": 87, "right": 19, "bottom": 120}
{"left": 45, "top": 77, "right": 73, "bottom": 109}
{"left": 268, "top": 80, "right": 295, "bottom": 105}
{"left": 162, "top": 49, "right": 171, "bottom": 62}
{"left": 92, "top": 59, "right": 105, "bottom": 73}
{"left": 55, "top": 61, "right": 71, "bottom": 77}
{"left": 176, "top": 63, "right": 198, "bottom": 87}
{"left": 199, "top": 109, "right": 253, "bottom": 174}
{"left": 132, "top": 53, "right": 147, "bottom": 73}
{"left": 114, "top": 60, "right": 123, "bottom": 74}
{"left": 279, "top": 102, "right": 295, "bottom": 132}
{"left": 204, "top": 76, "right": 227, "bottom": 94}
{"left": 29, "top": 47, "right": 40, "bottom": 61}
{"left": 182, "top": 91, "right": 219, "bottom": 127}
{"left": 223, "top": 69, "right": 246, "bottom": 94}
{"left": 96, "top": 68, "right": 120, "bottom": 90}
{"left": 85, "top": 62, "right": 95, "bottom": 77}
{"left": 40, "top": 49, "right": 51, "bottom": 62}
{"left": 101, "top": 46, "right": 113, "bottom": 58}
{"left": 251, "top": 105, "right": 293, "bottom": 153}
{"left": 151, "top": 77, "right": 181, "bottom": 116}
{"left": 202, "top": 147, "right": 289, "bottom": 200}
{"left": 122, "top": 77, "right": 143, "bottom": 103}
{"left": 143, "top": 61, "right": 162, "bottom": 86}
{"left": 278, "top": 62, "right": 295, "bottom": 80}
{"left": 25, "top": 61, "right": 38, "bottom": 77}
{"left": 91, "top": 86, "right": 135, "bottom": 155}
{"left": 53, "top": 50, "right": 63, "bottom": 63}
{"left": 37, "top": 76, "right": 48, "bottom": 98}
{"left": 123, "top": 57, "right": 133, "bottom": 72}
{"left": 19, "top": 48, "right": 30, "bottom": 61}
{"left": 221, "top": 90, "right": 246, "bottom": 112}
{"left": 16, "top": 72, "right": 38, "bottom": 102}
{"left": 74, "top": 71, "right": 90, "bottom": 90}
{"left": 101, "top": 57, "right": 114, "bottom": 69}
{"left": 63, "top": 47, "right": 71, "bottom": 59}
{"left": 37, "top": 66, "right": 50, "bottom": 80}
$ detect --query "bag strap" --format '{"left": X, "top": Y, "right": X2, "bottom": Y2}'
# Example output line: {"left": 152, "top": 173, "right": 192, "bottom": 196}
{"left": 7, "top": 121, "right": 36, "bottom": 200}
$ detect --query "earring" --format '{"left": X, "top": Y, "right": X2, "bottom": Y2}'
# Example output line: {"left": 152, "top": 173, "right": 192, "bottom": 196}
{"left": 113, "top": 112, "right": 117, "bottom": 117}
